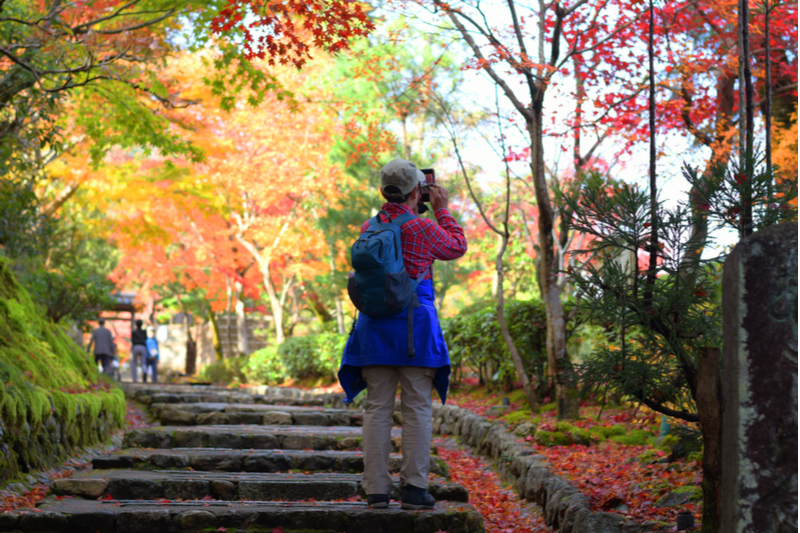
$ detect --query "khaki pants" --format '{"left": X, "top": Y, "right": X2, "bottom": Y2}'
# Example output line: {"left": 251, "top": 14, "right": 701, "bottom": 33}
{"left": 361, "top": 365, "right": 435, "bottom": 495}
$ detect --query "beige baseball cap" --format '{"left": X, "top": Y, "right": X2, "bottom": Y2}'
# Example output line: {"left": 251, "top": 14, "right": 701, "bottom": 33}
{"left": 381, "top": 159, "right": 425, "bottom": 195}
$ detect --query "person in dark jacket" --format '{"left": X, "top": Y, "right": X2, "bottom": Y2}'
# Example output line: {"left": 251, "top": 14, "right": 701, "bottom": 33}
{"left": 338, "top": 159, "right": 467, "bottom": 510}
{"left": 87, "top": 318, "right": 115, "bottom": 376}
{"left": 130, "top": 319, "right": 148, "bottom": 382}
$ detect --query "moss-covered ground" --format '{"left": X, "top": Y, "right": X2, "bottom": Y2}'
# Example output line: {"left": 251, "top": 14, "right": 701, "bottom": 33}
{"left": 0, "top": 258, "right": 125, "bottom": 483}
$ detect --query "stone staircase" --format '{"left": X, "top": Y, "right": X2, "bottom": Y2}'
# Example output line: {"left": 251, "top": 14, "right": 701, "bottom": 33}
{"left": 4, "top": 383, "right": 484, "bottom": 532}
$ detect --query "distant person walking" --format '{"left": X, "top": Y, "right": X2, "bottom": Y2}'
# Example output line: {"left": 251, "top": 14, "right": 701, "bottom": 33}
{"left": 144, "top": 326, "right": 159, "bottom": 383}
{"left": 130, "top": 319, "right": 148, "bottom": 382}
{"left": 87, "top": 319, "right": 115, "bottom": 377}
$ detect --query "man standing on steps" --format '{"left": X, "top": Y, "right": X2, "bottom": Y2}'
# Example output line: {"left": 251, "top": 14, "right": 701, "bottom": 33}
{"left": 130, "top": 319, "right": 148, "bottom": 382}
{"left": 338, "top": 159, "right": 467, "bottom": 510}
{"left": 87, "top": 318, "right": 115, "bottom": 377}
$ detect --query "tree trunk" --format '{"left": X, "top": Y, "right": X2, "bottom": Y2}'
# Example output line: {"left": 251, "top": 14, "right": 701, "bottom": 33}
{"left": 260, "top": 263, "right": 285, "bottom": 344}
{"left": 208, "top": 307, "right": 223, "bottom": 362}
{"left": 496, "top": 233, "right": 539, "bottom": 412}
{"left": 739, "top": 0, "right": 755, "bottom": 236}
{"left": 234, "top": 280, "right": 250, "bottom": 355}
{"left": 764, "top": 0, "right": 773, "bottom": 198}
{"left": 697, "top": 347, "right": 722, "bottom": 533}
{"left": 225, "top": 276, "right": 234, "bottom": 357}
{"left": 185, "top": 333, "right": 197, "bottom": 375}
{"left": 530, "top": 93, "right": 579, "bottom": 420}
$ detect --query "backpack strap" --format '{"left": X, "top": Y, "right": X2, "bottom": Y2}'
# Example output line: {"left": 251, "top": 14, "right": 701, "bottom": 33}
{"left": 391, "top": 212, "right": 415, "bottom": 227}
{"left": 406, "top": 264, "right": 430, "bottom": 359}
{"left": 368, "top": 210, "right": 391, "bottom": 228}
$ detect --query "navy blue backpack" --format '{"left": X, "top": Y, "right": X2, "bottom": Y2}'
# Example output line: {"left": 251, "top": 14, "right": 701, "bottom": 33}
{"left": 347, "top": 210, "right": 427, "bottom": 357}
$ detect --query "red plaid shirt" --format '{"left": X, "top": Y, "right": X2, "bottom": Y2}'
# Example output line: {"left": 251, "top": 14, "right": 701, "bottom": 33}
{"left": 360, "top": 203, "right": 468, "bottom": 281}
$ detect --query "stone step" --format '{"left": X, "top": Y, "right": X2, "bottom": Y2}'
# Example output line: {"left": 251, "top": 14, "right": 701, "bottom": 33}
{"left": 142, "top": 392, "right": 339, "bottom": 407}
{"left": 153, "top": 403, "right": 362, "bottom": 427}
{"left": 52, "top": 469, "right": 468, "bottom": 502}
{"left": 122, "top": 425, "right": 392, "bottom": 452}
{"left": 7, "top": 498, "right": 483, "bottom": 533}
{"left": 91, "top": 448, "right": 450, "bottom": 478}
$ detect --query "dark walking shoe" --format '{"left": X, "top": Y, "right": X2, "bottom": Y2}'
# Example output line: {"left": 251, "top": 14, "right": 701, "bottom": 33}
{"left": 400, "top": 485, "right": 435, "bottom": 510}
{"left": 367, "top": 494, "right": 390, "bottom": 509}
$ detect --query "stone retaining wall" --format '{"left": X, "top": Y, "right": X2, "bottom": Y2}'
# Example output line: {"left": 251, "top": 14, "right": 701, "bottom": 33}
{"left": 0, "top": 391, "right": 125, "bottom": 486}
{"left": 432, "top": 403, "right": 668, "bottom": 533}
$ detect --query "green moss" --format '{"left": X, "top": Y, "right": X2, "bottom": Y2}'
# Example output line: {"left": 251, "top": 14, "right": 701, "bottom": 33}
{"left": 674, "top": 485, "right": 702, "bottom": 500}
{"left": 657, "top": 434, "right": 680, "bottom": 453}
{"left": 0, "top": 257, "right": 124, "bottom": 482}
{"left": 507, "top": 389, "right": 528, "bottom": 404}
{"left": 539, "top": 402, "right": 557, "bottom": 412}
{"left": 535, "top": 430, "right": 572, "bottom": 446}
{"left": 589, "top": 423, "right": 628, "bottom": 439}
{"left": 610, "top": 429, "right": 652, "bottom": 446}
{"left": 635, "top": 449, "right": 663, "bottom": 464}
{"left": 686, "top": 451, "right": 703, "bottom": 463}
{"left": 501, "top": 409, "right": 534, "bottom": 426}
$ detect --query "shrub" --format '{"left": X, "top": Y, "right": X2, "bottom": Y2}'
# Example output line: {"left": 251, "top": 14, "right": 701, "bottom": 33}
{"left": 245, "top": 346, "right": 286, "bottom": 385}
{"left": 442, "top": 301, "right": 548, "bottom": 388}
{"left": 199, "top": 356, "right": 248, "bottom": 385}
{"left": 278, "top": 332, "right": 346, "bottom": 383}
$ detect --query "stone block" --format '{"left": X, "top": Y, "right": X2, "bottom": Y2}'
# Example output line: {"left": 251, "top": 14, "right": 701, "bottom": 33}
{"left": 162, "top": 479, "right": 210, "bottom": 500}
{"left": 575, "top": 511, "right": 625, "bottom": 533}
{"left": 238, "top": 412, "right": 264, "bottom": 425}
{"left": 238, "top": 480, "right": 358, "bottom": 501}
{"left": 150, "top": 453, "right": 190, "bottom": 469}
{"left": 282, "top": 435, "right": 334, "bottom": 450}
{"left": 174, "top": 510, "right": 218, "bottom": 530}
{"left": 292, "top": 412, "right": 330, "bottom": 426}
{"left": 190, "top": 454, "right": 243, "bottom": 472}
{"left": 337, "top": 437, "right": 360, "bottom": 450}
{"left": 430, "top": 481, "right": 469, "bottom": 502}
{"left": 349, "top": 412, "right": 364, "bottom": 426}
{"left": 545, "top": 485, "right": 577, "bottom": 528}
{"left": 173, "top": 430, "right": 206, "bottom": 448}
{"left": 197, "top": 412, "right": 229, "bottom": 425}
{"left": 68, "top": 510, "right": 115, "bottom": 532}
{"left": 97, "top": 455, "right": 137, "bottom": 470}
{"left": 262, "top": 412, "right": 293, "bottom": 425}
{"left": 0, "top": 512, "right": 19, "bottom": 529}
{"left": 116, "top": 510, "right": 171, "bottom": 533}
{"left": 18, "top": 511, "right": 69, "bottom": 532}
{"left": 721, "top": 222, "right": 798, "bottom": 533}
{"left": 243, "top": 454, "right": 292, "bottom": 472}
{"left": 208, "top": 432, "right": 246, "bottom": 449}
{"left": 211, "top": 480, "right": 237, "bottom": 500}
{"left": 296, "top": 452, "right": 335, "bottom": 472}
{"left": 251, "top": 433, "right": 280, "bottom": 449}
{"left": 52, "top": 478, "right": 109, "bottom": 499}
{"left": 561, "top": 492, "right": 591, "bottom": 532}
{"left": 123, "top": 430, "right": 172, "bottom": 449}
{"left": 160, "top": 409, "right": 197, "bottom": 426}
{"left": 328, "top": 412, "right": 350, "bottom": 426}
{"left": 107, "top": 478, "right": 163, "bottom": 500}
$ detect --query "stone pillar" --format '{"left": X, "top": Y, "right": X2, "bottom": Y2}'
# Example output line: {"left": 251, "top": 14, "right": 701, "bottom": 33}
{"left": 721, "top": 222, "right": 797, "bottom": 533}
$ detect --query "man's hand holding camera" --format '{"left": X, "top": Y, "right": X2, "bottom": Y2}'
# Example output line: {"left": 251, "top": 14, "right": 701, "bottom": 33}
{"left": 424, "top": 183, "right": 449, "bottom": 212}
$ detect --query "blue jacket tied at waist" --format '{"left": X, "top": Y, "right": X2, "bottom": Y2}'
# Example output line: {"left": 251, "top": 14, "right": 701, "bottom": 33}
{"left": 338, "top": 279, "right": 450, "bottom": 404}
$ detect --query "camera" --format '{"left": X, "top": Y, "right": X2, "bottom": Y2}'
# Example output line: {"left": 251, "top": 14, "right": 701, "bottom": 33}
{"left": 419, "top": 168, "right": 435, "bottom": 203}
